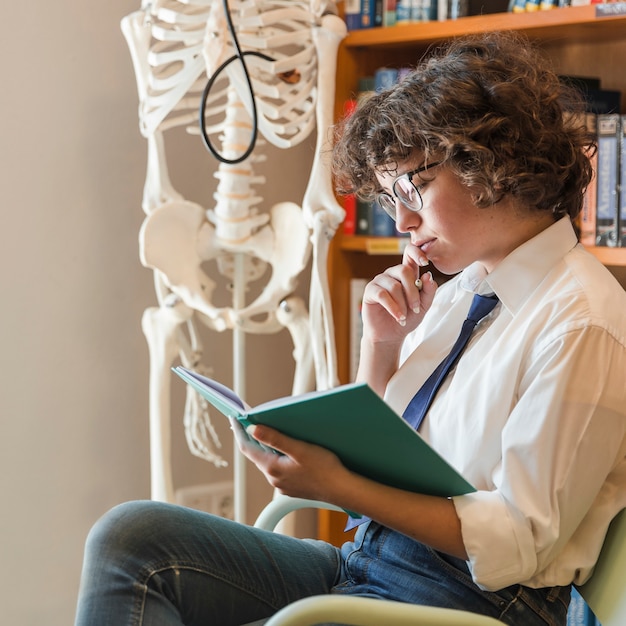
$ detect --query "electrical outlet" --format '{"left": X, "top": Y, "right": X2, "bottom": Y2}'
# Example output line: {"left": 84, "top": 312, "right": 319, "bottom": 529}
{"left": 175, "top": 481, "right": 235, "bottom": 519}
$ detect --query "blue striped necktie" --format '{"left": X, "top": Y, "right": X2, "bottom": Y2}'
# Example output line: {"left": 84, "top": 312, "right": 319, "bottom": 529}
{"left": 345, "top": 293, "right": 499, "bottom": 532}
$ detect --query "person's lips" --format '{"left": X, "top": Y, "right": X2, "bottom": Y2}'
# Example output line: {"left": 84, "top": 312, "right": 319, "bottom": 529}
{"left": 414, "top": 238, "right": 435, "bottom": 255}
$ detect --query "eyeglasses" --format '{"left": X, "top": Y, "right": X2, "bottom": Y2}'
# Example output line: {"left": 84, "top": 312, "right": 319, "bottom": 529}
{"left": 376, "top": 161, "right": 441, "bottom": 220}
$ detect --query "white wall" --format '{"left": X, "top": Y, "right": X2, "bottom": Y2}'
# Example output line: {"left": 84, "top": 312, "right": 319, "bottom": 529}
{"left": 0, "top": 3, "right": 316, "bottom": 624}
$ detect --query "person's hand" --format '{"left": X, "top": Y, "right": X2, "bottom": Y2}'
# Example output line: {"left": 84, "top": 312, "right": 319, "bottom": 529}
{"left": 230, "top": 418, "right": 348, "bottom": 502}
{"left": 361, "top": 243, "right": 438, "bottom": 345}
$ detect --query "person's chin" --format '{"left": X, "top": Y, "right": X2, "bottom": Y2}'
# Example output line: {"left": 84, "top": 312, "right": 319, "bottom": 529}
{"left": 427, "top": 258, "right": 462, "bottom": 278}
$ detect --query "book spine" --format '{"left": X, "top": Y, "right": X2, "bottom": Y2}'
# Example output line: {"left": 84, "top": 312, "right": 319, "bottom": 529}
{"left": 420, "top": 0, "right": 438, "bottom": 20}
{"left": 342, "top": 98, "right": 358, "bottom": 236}
{"left": 579, "top": 112, "right": 598, "bottom": 247}
{"left": 375, "top": 67, "right": 399, "bottom": 92}
{"left": 345, "top": 0, "right": 363, "bottom": 30}
{"left": 397, "top": 67, "right": 412, "bottom": 83}
{"left": 349, "top": 278, "right": 368, "bottom": 382}
{"left": 621, "top": 115, "right": 626, "bottom": 246}
{"left": 396, "top": 0, "right": 412, "bottom": 22}
{"left": 374, "top": 0, "right": 384, "bottom": 26}
{"left": 437, "top": 0, "right": 448, "bottom": 20}
{"left": 361, "top": 0, "right": 374, "bottom": 28}
{"left": 343, "top": 194, "right": 357, "bottom": 235}
{"left": 383, "top": 0, "right": 398, "bottom": 25}
{"left": 371, "top": 200, "right": 397, "bottom": 236}
{"left": 595, "top": 113, "right": 620, "bottom": 247}
{"left": 356, "top": 199, "right": 373, "bottom": 235}
{"left": 410, "top": 0, "right": 422, "bottom": 21}
{"left": 448, "top": 0, "right": 469, "bottom": 19}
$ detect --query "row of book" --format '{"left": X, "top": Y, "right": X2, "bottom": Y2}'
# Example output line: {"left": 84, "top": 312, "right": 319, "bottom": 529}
{"left": 343, "top": 67, "right": 415, "bottom": 239}
{"left": 344, "top": 0, "right": 626, "bottom": 29}
{"left": 344, "top": 195, "right": 408, "bottom": 238}
{"left": 579, "top": 112, "right": 626, "bottom": 248}
{"left": 344, "top": 0, "right": 473, "bottom": 28}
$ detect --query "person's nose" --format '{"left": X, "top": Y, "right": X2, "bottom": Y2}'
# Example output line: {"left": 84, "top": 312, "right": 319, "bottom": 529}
{"left": 394, "top": 200, "right": 421, "bottom": 234}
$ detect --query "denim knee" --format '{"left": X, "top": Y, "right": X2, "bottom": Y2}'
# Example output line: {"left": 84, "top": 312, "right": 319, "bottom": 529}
{"left": 84, "top": 500, "right": 162, "bottom": 563}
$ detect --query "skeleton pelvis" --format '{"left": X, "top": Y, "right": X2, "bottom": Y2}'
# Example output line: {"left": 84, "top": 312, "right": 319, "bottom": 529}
{"left": 139, "top": 199, "right": 311, "bottom": 329}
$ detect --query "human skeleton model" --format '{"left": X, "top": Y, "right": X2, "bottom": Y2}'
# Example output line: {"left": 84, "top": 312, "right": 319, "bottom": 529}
{"left": 121, "top": 0, "right": 346, "bottom": 514}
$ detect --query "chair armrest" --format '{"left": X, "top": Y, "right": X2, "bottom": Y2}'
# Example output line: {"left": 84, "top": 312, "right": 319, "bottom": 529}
{"left": 253, "top": 495, "right": 344, "bottom": 532}
{"left": 264, "top": 595, "right": 504, "bottom": 626}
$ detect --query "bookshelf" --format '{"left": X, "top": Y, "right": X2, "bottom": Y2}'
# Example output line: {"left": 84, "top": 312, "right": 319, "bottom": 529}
{"left": 320, "top": 5, "right": 626, "bottom": 547}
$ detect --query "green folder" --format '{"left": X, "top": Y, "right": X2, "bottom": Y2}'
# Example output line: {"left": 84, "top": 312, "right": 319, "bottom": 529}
{"left": 172, "top": 366, "right": 475, "bottom": 498}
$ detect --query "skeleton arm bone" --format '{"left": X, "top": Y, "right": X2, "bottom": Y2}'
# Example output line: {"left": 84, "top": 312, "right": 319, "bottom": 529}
{"left": 277, "top": 296, "right": 316, "bottom": 395}
{"left": 300, "top": 13, "right": 347, "bottom": 389}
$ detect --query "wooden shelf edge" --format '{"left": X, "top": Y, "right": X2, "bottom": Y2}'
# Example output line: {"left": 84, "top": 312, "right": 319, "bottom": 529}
{"left": 588, "top": 245, "right": 626, "bottom": 266}
{"left": 339, "top": 237, "right": 626, "bottom": 266}
{"left": 343, "top": 5, "right": 626, "bottom": 49}
{"left": 340, "top": 235, "right": 409, "bottom": 255}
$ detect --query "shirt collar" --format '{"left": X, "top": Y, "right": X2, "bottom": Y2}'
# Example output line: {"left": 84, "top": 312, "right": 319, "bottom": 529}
{"left": 456, "top": 217, "right": 579, "bottom": 314}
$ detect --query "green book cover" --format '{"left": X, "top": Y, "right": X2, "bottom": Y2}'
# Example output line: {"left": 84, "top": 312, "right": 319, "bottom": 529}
{"left": 172, "top": 366, "right": 475, "bottom": 499}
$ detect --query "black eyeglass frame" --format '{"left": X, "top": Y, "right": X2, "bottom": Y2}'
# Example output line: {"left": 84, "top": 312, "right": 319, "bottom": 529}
{"left": 376, "top": 161, "right": 442, "bottom": 220}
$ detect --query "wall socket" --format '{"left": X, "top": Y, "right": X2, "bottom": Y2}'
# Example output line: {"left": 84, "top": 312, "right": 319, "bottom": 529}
{"left": 175, "top": 481, "right": 235, "bottom": 519}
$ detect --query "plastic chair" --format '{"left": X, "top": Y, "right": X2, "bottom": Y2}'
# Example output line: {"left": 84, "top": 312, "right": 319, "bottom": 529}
{"left": 254, "top": 495, "right": 626, "bottom": 626}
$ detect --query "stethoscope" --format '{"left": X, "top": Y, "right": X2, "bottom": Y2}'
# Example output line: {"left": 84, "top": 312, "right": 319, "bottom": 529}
{"left": 198, "top": 0, "right": 275, "bottom": 165}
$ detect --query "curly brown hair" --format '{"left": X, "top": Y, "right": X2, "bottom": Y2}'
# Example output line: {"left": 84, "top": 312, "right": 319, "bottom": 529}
{"left": 332, "top": 31, "right": 595, "bottom": 219}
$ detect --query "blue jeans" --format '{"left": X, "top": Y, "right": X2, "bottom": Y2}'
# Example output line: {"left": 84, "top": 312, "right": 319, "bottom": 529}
{"left": 74, "top": 501, "right": 570, "bottom": 625}
{"left": 338, "top": 522, "right": 571, "bottom": 626}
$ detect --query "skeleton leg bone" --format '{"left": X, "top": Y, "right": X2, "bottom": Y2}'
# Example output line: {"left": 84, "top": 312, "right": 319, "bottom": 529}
{"left": 141, "top": 295, "right": 195, "bottom": 502}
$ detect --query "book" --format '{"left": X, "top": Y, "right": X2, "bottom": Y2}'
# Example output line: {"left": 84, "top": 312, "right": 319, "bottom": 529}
{"left": 621, "top": 115, "right": 626, "bottom": 246}
{"left": 383, "top": 0, "right": 398, "bottom": 25}
{"left": 410, "top": 0, "right": 423, "bottom": 21}
{"left": 374, "top": 0, "right": 384, "bottom": 26}
{"left": 360, "top": 0, "right": 375, "bottom": 28}
{"left": 396, "top": 0, "right": 412, "bottom": 21}
{"left": 172, "top": 366, "right": 476, "bottom": 502}
{"left": 356, "top": 198, "right": 373, "bottom": 235}
{"left": 349, "top": 278, "right": 368, "bottom": 382}
{"left": 420, "top": 0, "right": 438, "bottom": 20}
{"left": 374, "top": 67, "right": 399, "bottom": 92}
{"left": 342, "top": 98, "right": 358, "bottom": 236}
{"left": 579, "top": 112, "right": 598, "bottom": 247}
{"left": 357, "top": 76, "right": 376, "bottom": 103}
{"left": 448, "top": 0, "right": 469, "bottom": 18}
{"left": 345, "top": 0, "right": 363, "bottom": 30}
{"left": 595, "top": 113, "right": 620, "bottom": 247}
{"left": 371, "top": 199, "right": 397, "bottom": 236}
{"left": 343, "top": 195, "right": 357, "bottom": 235}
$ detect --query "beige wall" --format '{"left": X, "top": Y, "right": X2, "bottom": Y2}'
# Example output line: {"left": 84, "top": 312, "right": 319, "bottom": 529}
{"left": 0, "top": 3, "right": 317, "bottom": 624}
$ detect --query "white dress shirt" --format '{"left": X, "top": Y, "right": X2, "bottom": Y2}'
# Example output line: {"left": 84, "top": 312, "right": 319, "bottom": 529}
{"left": 384, "top": 217, "right": 626, "bottom": 591}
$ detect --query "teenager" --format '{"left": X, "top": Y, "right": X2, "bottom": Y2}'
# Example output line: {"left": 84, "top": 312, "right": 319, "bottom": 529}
{"left": 75, "top": 32, "right": 626, "bottom": 626}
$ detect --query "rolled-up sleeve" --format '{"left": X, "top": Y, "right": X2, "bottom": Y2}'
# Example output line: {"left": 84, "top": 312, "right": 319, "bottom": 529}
{"left": 453, "top": 491, "right": 537, "bottom": 590}
{"left": 452, "top": 323, "right": 626, "bottom": 591}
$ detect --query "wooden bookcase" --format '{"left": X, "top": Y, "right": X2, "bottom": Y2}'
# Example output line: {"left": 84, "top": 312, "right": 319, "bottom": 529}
{"left": 319, "top": 5, "right": 626, "bottom": 547}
